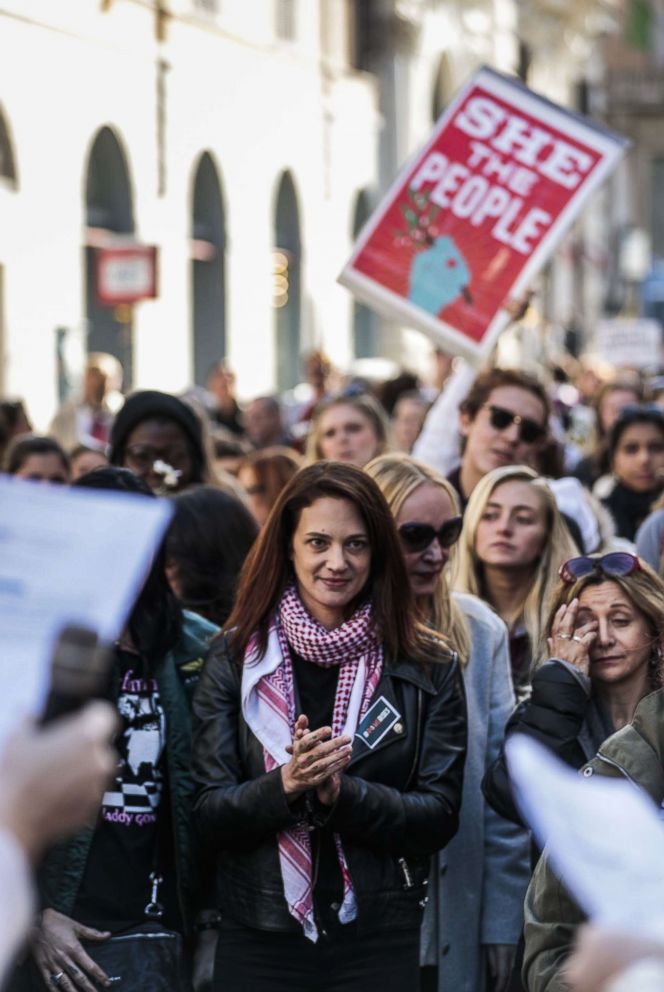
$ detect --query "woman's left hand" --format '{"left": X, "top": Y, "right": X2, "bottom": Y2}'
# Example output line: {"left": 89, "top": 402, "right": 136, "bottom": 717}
{"left": 547, "top": 599, "right": 597, "bottom": 676}
{"left": 484, "top": 943, "right": 516, "bottom": 992}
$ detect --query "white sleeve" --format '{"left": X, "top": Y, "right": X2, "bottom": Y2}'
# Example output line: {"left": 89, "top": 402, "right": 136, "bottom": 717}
{"left": 412, "top": 359, "right": 478, "bottom": 475}
{"left": 0, "top": 828, "right": 34, "bottom": 984}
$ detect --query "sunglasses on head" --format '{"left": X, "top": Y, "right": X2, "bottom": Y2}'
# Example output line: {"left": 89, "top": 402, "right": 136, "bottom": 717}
{"left": 559, "top": 552, "right": 641, "bottom": 585}
{"left": 482, "top": 404, "right": 546, "bottom": 444}
{"left": 398, "top": 516, "right": 463, "bottom": 554}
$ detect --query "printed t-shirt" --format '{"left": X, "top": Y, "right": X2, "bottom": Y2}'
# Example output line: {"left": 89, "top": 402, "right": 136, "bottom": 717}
{"left": 73, "top": 649, "right": 179, "bottom": 932}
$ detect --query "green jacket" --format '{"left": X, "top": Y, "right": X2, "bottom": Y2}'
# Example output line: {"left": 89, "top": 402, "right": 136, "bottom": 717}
{"left": 40, "top": 611, "right": 218, "bottom": 937}
{"left": 522, "top": 688, "right": 664, "bottom": 992}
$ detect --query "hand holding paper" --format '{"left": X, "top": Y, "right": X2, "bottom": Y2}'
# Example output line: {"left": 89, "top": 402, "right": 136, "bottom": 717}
{"left": 0, "top": 478, "right": 172, "bottom": 747}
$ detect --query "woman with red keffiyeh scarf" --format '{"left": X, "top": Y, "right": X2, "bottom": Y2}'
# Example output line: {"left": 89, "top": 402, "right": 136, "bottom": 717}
{"left": 192, "top": 461, "right": 467, "bottom": 992}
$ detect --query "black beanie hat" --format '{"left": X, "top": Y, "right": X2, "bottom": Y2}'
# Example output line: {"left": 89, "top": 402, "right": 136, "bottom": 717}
{"left": 109, "top": 390, "right": 205, "bottom": 465}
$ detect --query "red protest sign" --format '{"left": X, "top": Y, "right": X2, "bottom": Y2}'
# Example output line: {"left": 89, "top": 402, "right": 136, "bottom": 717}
{"left": 339, "top": 66, "right": 628, "bottom": 363}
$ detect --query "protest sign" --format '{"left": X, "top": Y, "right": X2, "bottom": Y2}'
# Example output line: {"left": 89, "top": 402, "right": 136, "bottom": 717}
{"left": 595, "top": 317, "right": 662, "bottom": 369}
{"left": 340, "top": 66, "right": 629, "bottom": 363}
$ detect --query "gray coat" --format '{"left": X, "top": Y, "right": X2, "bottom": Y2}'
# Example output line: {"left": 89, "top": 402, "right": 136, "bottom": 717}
{"left": 421, "top": 593, "right": 531, "bottom": 992}
{"left": 635, "top": 507, "right": 664, "bottom": 570}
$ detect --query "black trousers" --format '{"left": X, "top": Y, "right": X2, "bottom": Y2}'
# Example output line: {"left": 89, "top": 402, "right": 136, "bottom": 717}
{"left": 214, "top": 919, "right": 420, "bottom": 992}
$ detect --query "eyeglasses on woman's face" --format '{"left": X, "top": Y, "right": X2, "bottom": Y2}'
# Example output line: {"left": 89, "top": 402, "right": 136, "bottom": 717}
{"left": 398, "top": 516, "right": 463, "bottom": 553}
{"left": 481, "top": 404, "right": 546, "bottom": 445}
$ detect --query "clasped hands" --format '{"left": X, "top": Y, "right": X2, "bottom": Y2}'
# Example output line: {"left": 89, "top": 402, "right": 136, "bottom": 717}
{"left": 280, "top": 714, "right": 353, "bottom": 807}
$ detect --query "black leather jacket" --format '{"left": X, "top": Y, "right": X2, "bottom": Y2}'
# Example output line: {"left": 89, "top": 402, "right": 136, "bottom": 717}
{"left": 482, "top": 659, "right": 612, "bottom": 827}
{"left": 192, "top": 636, "right": 467, "bottom": 935}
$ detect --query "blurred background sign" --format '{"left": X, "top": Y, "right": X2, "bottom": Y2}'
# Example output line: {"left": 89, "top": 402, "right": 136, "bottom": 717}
{"left": 594, "top": 316, "right": 662, "bottom": 368}
{"left": 95, "top": 245, "right": 158, "bottom": 306}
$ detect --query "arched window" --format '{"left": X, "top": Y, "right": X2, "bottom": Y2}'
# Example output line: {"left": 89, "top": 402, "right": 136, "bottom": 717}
{"left": 273, "top": 171, "right": 302, "bottom": 391}
{"left": 0, "top": 106, "right": 18, "bottom": 188}
{"left": 84, "top": 126, "right": 135, "bottom": 384}
{"left": 191, "top": 151, "right": 226, "bottom": 386}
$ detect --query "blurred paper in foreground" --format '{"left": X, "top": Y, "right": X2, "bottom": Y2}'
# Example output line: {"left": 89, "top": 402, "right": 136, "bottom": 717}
{"left": 506, "top": 735, "right": 664, "bottom": 939}
{"left": 0, "top": 477, "right": 172, "bottom": 741}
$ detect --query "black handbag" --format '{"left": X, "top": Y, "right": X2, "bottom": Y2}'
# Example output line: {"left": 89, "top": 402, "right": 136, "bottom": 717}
{"left": 16, "top": 917, "right": 192, "bottom": 992}
{"left": 82, "top": 921, "right": 192, "bottom": 991}
{"left": 81, "top": 871, "right": 193, "bottom": 992}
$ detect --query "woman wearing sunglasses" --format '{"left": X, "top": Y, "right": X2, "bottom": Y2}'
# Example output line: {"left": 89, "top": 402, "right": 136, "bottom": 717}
{"left": 454, "top": 465, "right": 577, "bottom": 701}
{"left": 366, "top": 454, "right": 530, "bottom": 992}
{"left": 191, "top": 461, "right": 466, "bottom": 992}
{"left": 517, "top": 551, "right": 664, "bottom": 992}
{"left": 594, "top": 406, "right": 664, "bottom": 543}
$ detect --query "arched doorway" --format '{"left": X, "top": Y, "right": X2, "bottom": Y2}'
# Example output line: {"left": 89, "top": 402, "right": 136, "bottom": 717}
{"left": 191, "top": 152, "right": 226, "bottom": 386}
{"left": 352, "top": 189, "right": 377, "bottom": 358}
{"left": 273, "top": 171, "right": 302, "bottom": 392}
{"left": 84, "top": 126, "right": 135, "bottom": 385}
{"left": 431, "top": 53, "right": 453, "bottom": 123}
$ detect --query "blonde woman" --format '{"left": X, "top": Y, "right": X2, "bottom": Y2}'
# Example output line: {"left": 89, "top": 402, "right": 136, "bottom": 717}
{"left": 365, "top": 453, "right": 530, "bottom": 992}
{"left": 454, "top": 465, "right": 577, "bottom": 700}
{"left": 306, "top": 392, "right": 390, "bottom": 468}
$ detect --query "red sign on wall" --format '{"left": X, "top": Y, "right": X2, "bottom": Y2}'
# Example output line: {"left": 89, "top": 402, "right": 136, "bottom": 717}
{"left": 339, "top": 67, "right": 628, "bottom": 363}
{"left": 96, "top": 245, "right": 158, "bottom": 306}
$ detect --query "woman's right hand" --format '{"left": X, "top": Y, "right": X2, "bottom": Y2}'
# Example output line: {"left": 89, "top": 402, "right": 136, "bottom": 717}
{"left": 32, "top": 909, "right": 111, "bottom": 992}
{"left": 281, "top": 714, "right": 352, "bottom": 800}
{"left": 547, "top": 599, "right": 597, "bottom": 676}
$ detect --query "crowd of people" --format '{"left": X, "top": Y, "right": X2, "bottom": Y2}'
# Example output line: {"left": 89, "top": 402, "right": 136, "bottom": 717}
{"left": 3, "top": 340, "right": 664, "bottom": 992}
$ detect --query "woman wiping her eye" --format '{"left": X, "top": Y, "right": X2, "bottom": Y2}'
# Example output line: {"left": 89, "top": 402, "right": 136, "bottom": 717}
{"left": 483, "top": 551, "right": 664, "bottom": 826}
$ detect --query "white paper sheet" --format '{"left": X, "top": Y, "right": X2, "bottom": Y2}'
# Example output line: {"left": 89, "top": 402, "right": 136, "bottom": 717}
{"left": 506, "top": 735, "right": 664, "bottom": 939}
{"left": 0, "top": 477, "right": 173, "bottom": 741}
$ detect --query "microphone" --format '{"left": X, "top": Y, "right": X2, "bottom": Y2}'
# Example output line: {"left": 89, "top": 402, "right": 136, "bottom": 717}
{"left": 40, "top": 624, "right": 113, "bottom": 725}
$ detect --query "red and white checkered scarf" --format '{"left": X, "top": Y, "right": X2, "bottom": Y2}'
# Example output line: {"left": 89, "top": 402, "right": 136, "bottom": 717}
{"left": 241, "top": 584, "right": 383, "bottom": 941}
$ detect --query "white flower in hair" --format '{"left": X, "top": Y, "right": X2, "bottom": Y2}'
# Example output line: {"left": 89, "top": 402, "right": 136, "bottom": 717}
{"left": 152, "top": 459, "right": 182, "bottom": 491}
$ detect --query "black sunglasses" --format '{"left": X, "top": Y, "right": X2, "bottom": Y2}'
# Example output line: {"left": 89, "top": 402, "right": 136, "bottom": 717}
{"left": 482, "top": 404, "right": 546, "bottom": 444}
{"left": 398, "top": 516, "right": 463, "bottom": 553}
{"left": 559, "top": 552, "right": 641, "bottom": 585}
